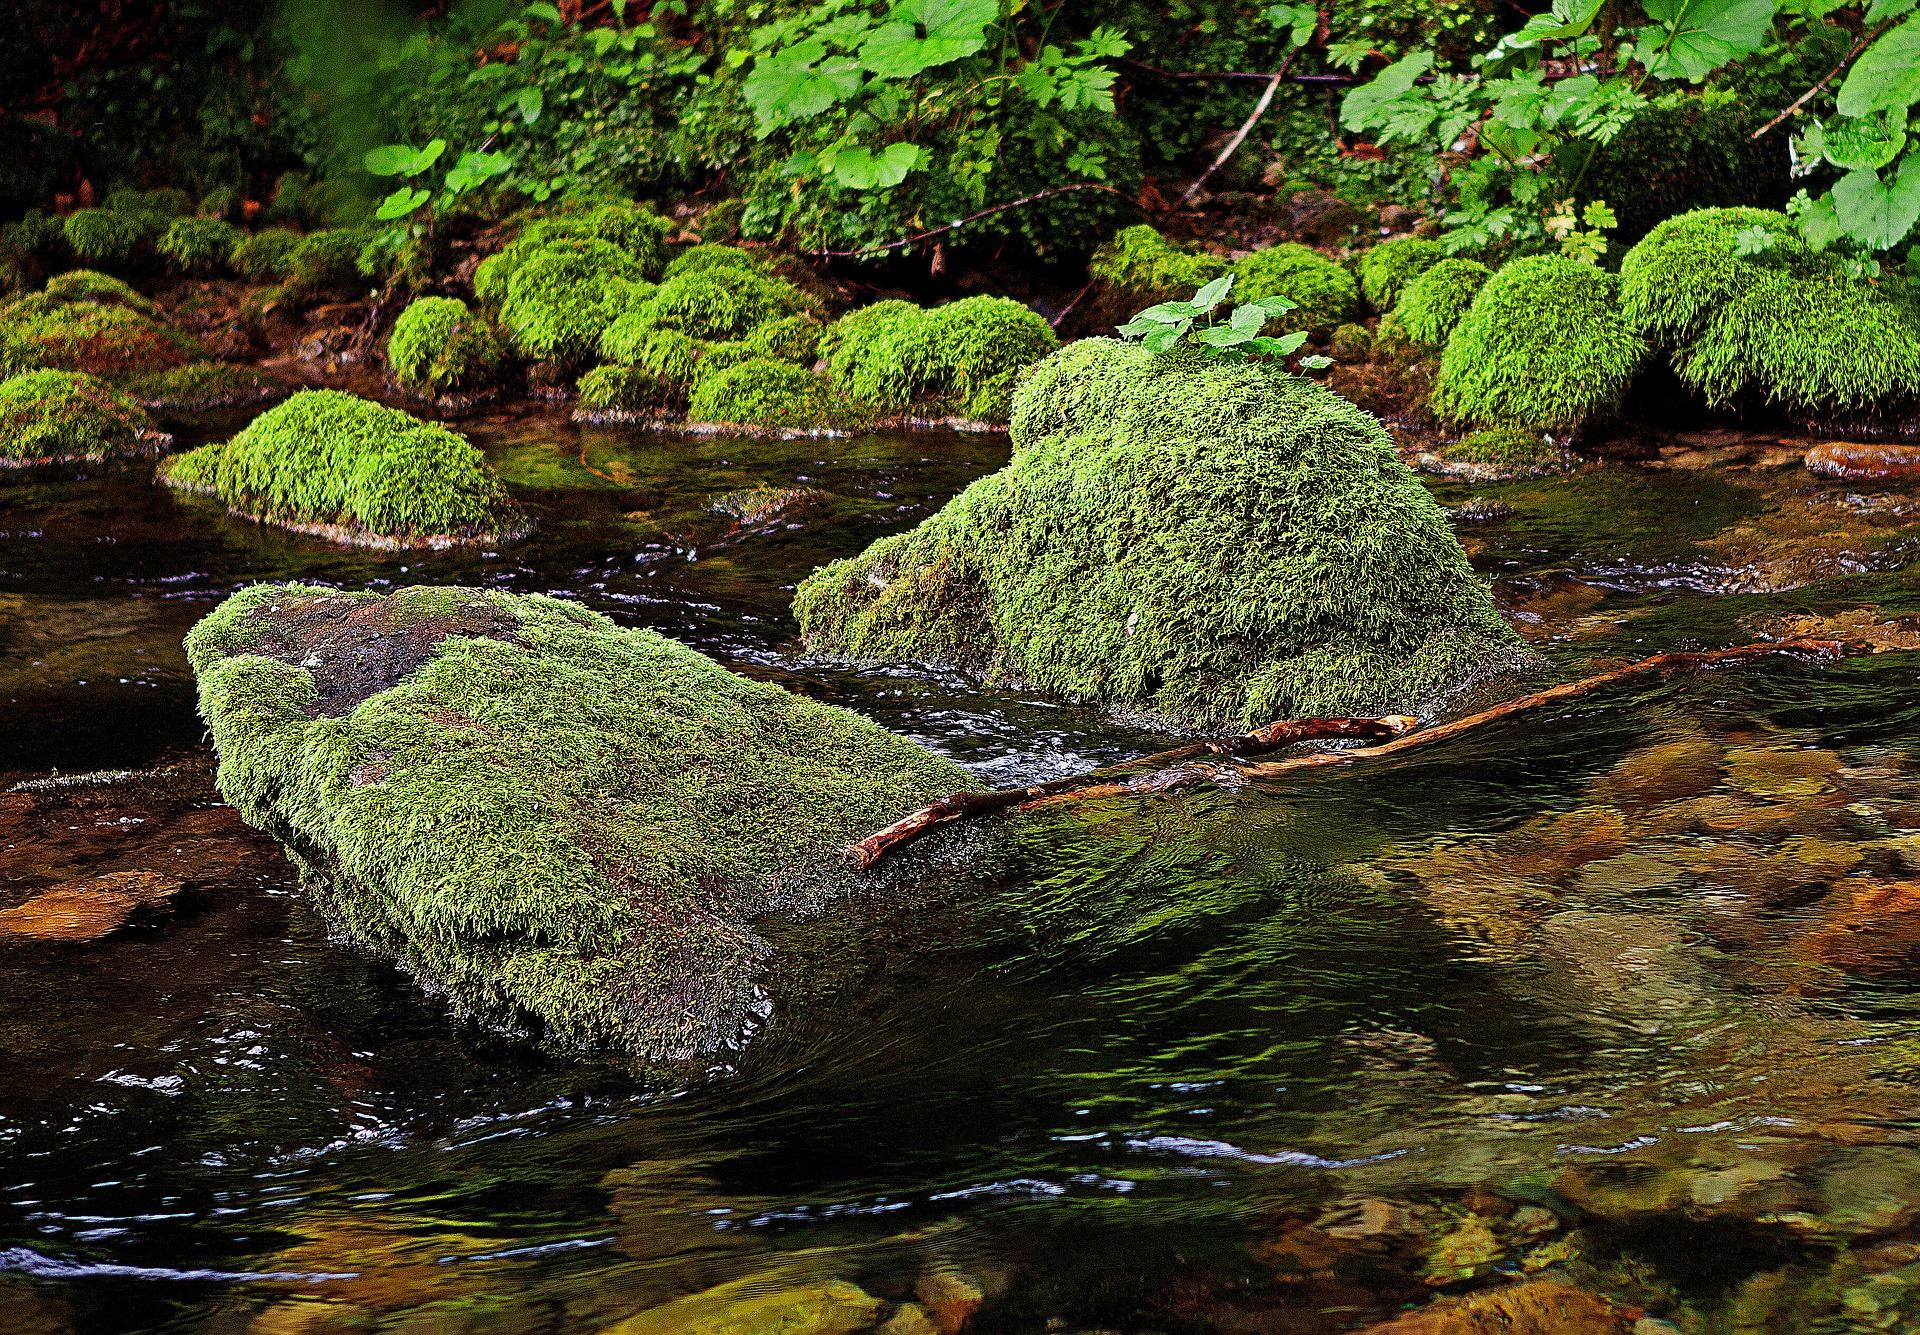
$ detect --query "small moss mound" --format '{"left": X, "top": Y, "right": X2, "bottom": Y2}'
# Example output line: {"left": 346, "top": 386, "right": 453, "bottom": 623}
{"left": 576, "top": 363, "right": 675, "bottom": 417}
{"left": 42, "top": 269, "right": 157, "bottom": 315}
{"left": 62, "top": 209, "right": 145, "bottom": 268}
{"left": 795, "top": 338, "right": 1531, "bottom": 727}
{"left": 688, "top": 358, "right": 851, "bottom": 431}
{"left": 1395, "top": 258, "right": 1492, "bottom": 346}
{"left": 1619, "top": 207, "right": 1920, "bottom": 413}
{"left": 183, "top": 582, "right": 969, "bottom": 1058}
{"left": 124, "top": 362, "right": 284, "bottom": 414}
{"left": 626, "top": 268, "right": 808, "bottom": 341}
{"left": 387, "top": 297, "right": 507, "bottom": 399}
{"left": 1231, "top": 244, "right": 1360, "bottom": 339}
{"left": 1442, "top": 424, "right": 1562, "bottom": 469}
{"left": 159, "top": 389, "right": 525, "bottom": 547}
{"left": 600, "top": 321, "right": 703, "bottom": 391}
{"left": 662, "top": 243, "right": 763, "bottom": 280}
{"left": 743, "top": 313, "right": 822, "bottom": 364}
{"left": 0, "top": 369, "right": 158, "bottom": 464}
{"left": 157, "top": 217, "right": 242, "bottom": 277}
{"left": 0, "top": 291, "right": 205, "bottom": 380}
{"left": 231, "top": 228, "right": 304, "bottom": 283}
{"left": 1330, "top": 323, "right": 1372, "bottom": 361}
{"left": 1359, "top": 236, "right": 1446, "bottom": 311}
{"left": 495, "top": 238, "right": 647, "bottom": 369}
{"left": 286, "top": 228, "right": 371, "bottom": 295}
{"left": 475, "top": 203, "right": 671, "bottom": 306}
{"left": 1432, "top": 256, "right": 1645, "bottom": 430}
{"left": 819, "top": 296, "right": 1058, "bottom": 422}
{"left": 1088, "top": 225, "right": 1229, "bottom": 304}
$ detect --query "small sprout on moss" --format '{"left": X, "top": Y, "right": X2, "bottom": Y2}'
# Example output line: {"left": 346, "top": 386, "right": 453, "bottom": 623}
{"left": 1117, "top": 275, "right": 1322, "bottom": 371}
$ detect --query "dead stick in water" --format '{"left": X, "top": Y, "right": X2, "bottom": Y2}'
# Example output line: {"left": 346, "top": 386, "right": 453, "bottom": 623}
{"left": 847, "top": 638, "right": 1846, "bottom": 870}
{"left": 845, "top": 715, "right": 1415, "bottom": 870}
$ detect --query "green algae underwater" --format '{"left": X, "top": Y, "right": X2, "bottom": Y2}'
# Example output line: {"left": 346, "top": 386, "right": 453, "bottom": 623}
{"left": 6, "top": 404, "right": 1920, "bottom": 1332}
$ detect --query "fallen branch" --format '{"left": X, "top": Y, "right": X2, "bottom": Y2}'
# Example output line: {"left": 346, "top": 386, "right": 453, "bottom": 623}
{"left": 848, "top": 638, "right": 1845, "bottom": 870}
{"left": 806, "top": 183, "right": 1140, "bottom": 259}
{"left": 1171, "top": 51, "right": 1300, "bottom": 212}
{"left": 846, "top": 715, "right": 1415, "bottom": 870}
{"left": 1752, "top": 22, "right": 1893, "bottom": 140}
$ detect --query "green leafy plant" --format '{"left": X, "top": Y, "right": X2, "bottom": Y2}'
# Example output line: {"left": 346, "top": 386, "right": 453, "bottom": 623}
{"left": 1116, "top": 275, "right": 1334, "bottom": 369}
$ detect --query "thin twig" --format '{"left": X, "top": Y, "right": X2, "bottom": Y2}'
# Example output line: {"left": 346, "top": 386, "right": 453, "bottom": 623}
{"left": 1049, "top": 278, "right": 1097, "bottom": 329}
{"left": 1172, "top": 52, "right": 1299, "bottom": 212}
{"left": 1751, "top": 20, "right": 1893, "bottom": 140}
{"left": 806, "top": 183, "right": 1139, "bottom": 259}
{"left": 847, "top": 638, "right": 1847, "bottom": 870}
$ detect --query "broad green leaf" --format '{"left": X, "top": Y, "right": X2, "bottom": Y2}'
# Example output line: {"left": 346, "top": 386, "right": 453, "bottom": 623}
{"left": 525, "top": 1, "right": 563, "bottom": 21}
{"left": 830, "top": 141, "right": 925, "bottom": 189}
{"left": 743, "top": 44, "right": 863, "bottom": 135}
{"left": 375, "top": 186, "right": 430, "bottom": 220}
{"left": 1251, "top": 294, "right": 1297, "bottom": 316}
{"left": 1117, "top": 317, "right": 1161, "bottom": 337}
{"left": 1517, "top": 0, "right": 1606, "bottom": 44}
{"left": 1131, "top": 300, "right": 1202, "bottom": 323}
{"left": 1832, "top": 157, "right": 1920, "bottom": 249}
{"left": 1193, "top": 274, "right": 1235, "bottom": 312}
{"left": 1298, "top": 353, "right": 1335, "bottom": 369}
{"left": 1245, "top": 331, "right": 1309, "bottom": 356}
{"left": 1197, "top": 324, "right": 1256, "bottom": 347}
{"left": 444, "top": 150, "right": 514, "bottom": 195}
{"left": 1228, "top": 302, "right": 1268, "bottom": 333}
{"left": 514, "top": 86, "right": 544, "bottom": 124}
{"left": 590, "top": 27, "right": 618, "bottom": 55}
{"left": 363, "top": 143, "right": 421, "bottom": 177}
{"left": 1811, "top": 115, "right": 1908, "bottom": 170}
{"left": 1839, "top": 16, "right": 1920, "bottom": 118}
{"left": 1141, "top": 320, "right": 1191, "bottom": 352}
{"left": 1340, "top": 50, "right": 1434, "bottom": 131}
{"left": 1867, "top": 0, "right": 1919, "bottom": 24}
{"left": 858, "top": 0, "right": 996, "bottom": 78}
{"left": 1635, "top": 0, "right": 1776, "bottom": 82}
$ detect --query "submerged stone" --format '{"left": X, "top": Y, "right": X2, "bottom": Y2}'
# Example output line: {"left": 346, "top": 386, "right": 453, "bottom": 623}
{"left": 601, "top": 1276, "right": 884, "bottom": 1335}
{"left": 184, "top": 583, "right": 972, "bottom": 1059}
{"left": 1804, "top": 440, "right": 1920, "bottom": 482}
{"left": 795, "top": 339, "right": 1533, "bottom": 728}
{"left": 0, "top": 870, "right": 182, "bottom": 941}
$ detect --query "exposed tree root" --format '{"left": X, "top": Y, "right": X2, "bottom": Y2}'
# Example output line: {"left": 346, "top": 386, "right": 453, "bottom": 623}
{"left": 847, "top": 638, "right": 1846, "bottom": 870}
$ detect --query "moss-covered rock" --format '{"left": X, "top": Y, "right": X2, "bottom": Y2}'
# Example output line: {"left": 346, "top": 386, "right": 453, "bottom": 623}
{"left": 183, "top": 582, "right": 970, "bottom": 1058}
{"left": 1619, "top": 207, "right": 1920, "bottom": 414}
{"left": 1583, "top": 91, "right": 1792, "bottom": 247}
{"left": 575, "top": 363, "right": 676, "bottom": 420}
{"left": 495, "top": 238, "right": 648, "bottom": 369}
{"left": 231, "top": 227, "right": 304, "bottom": 283}
{"left": 41, "top": 269, "right": 157, "bottom": 315}
{"left": 1232, "top": 244, "right": 1360, "bottom": 339}
{"left": 157, "top": 217, "right": 242, "bottom": 277}
{"left": 1395, "top": 258, "right": 1492, "bottom": 346}
{"left": 0, "top": 286, "right": 205, "bottom": 380}
{"left": 1330, "top": 322, "right": 1372, "bottom": 361}
{"left": 286, "top": 228, "right": 372, "bottom": 296}
{"left": 743, "top": 312, "right": 824, "bottom": 364}
{"left": 1088, "top": 225, "right": 1229, "bottom": 305}
{"left": 62, "top": 209, "right": 144, "bottom": 269}
{"left": 661, "top": 242, "right": 764, "bottom": 280}
{"left": 688, "top": 358, "right": 852, "bottom": 432}
{"left": 626, "top": 268, "right": 809, "bottom": 341}
{"left": 1431, "top": 256, "right": 1645, "bottom": 430}
{"left": 795, "top": 339, "right": 1531, "bottom": 726}
{"left": 1359, "top": 236, "right": 1446, "bottom": 312}
{"left": 386, "top": 297, "right": 507, "bottom": 400}
{"left": 124, "top": 362, "right": 285, "bottom": 414}
{"left": 474, "top": 203, "right": 670, "bottom": 306}
{"left": 600, "top": 320, "right": 704, "bottom": 392}
{"left": 0, "top": 369, "right": 163, "bottom": 465}
{"left": 159, "top": 389, "right": 526, "bottom": 548}
{"left": 820, "top": 296, "right": 1058, "bottom": 423}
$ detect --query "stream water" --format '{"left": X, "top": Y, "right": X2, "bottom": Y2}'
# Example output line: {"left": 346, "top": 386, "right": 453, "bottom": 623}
{"left": 4, "top": 406, "right": 1920, "bottom": 1333}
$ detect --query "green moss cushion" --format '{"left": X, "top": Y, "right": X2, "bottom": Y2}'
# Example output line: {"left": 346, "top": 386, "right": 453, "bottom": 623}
{"left": 1394, "top": 258, "right": 1492, "bottom": 346}
{"left": 157, "top": 217, "right": 242, "bottom": 276}
{"left": 183, "top": 583, "right": 970, "bottom": 1058}
{"left": 0, "top": 369, "right": 159, "bottom": 464}
{"left": 1620, "top": 207, "right": 1920, "bottom": 413}
{"left": 688, "top": 358, "right": 851, "bottom": 431}
{"left": 795, "top": 339, "right": 1532, "bottom": 727}
{"left": 1358, "top": 236, "right": 1446, "bottom": 311}
{"left": 627, "top": 268, "right": 808, "bottom": 341}
{"left": 43, "top": 269, "right": 158, "bottom": 315}
{"left": 496, "top": 238, "right": 647, "bottom": 368}
{"left": 1232, "top": 244, "right": 1361, "bottom": 339}
{"left": 1431, "top": 256, "right": 1645, "bottom": 430}
{"left": 820, "top": 296, "right": 1059, "bottom": 422}
{"left": 62, "top": 209, "right": 145, "bottom": 268}
{"left": 1088, "top": 225, "right": 1229, "bottom": 305}
{"left": 386, "top": 296, "right": 507, "bottom": 398}
{"left": 0, "top": 292, "right": 205, "bottom": 380}
{"left": 231, "top": 227, "right": 304, "bottom": 282}
{"left": 159, "top": 389, "right": 525, "bottom": 547}
{"left": 124, "top": 362, "right": 284, "bottom": 414}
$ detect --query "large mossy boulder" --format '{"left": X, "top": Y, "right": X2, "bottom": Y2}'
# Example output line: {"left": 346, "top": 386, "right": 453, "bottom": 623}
{"left": 1620, "top": 207, "right": 1920, "bottom": 415}
{"left": 158, "top": 389, "right": 526, "bottom": 549}
{"left": 184, "top": 583, "right": 971, "bottom": 1059}
{"left": 794, "top": 339, "right": 1532, "bottom": 727}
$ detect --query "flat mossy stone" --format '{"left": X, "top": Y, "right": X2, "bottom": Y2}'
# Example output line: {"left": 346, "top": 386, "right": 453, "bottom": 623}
{"left": 184, "top": 583, "right": 972, "bottom": 1059}
{"left": 794, "top": 338, "right": 1535, "bottom": 728}
{"left": 0, "top": 368, "right": 164, "bottom": 465}
{"left": 158, "top": 388, "right": 526, "bottom": 549}
{"left": 0, "top": 293, "right": 205, "bottom": 380}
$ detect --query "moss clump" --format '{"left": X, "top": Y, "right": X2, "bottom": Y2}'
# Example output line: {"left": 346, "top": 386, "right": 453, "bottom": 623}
{"left": 1330, "top": 323, "right": 1372, "bottom": 361}
{"left": 1582, "top": 91, "right": 1791, "bottom": 246}
{"left": 795, "top": 338, "right": 1531, "bottom": 727}
{"left": 0, "top": 369, "right": 158, "bottom": 464}
{"left": 159, "top": 389, "right": 525, "bottom": 547}
{"left": 42, "top": 269, "right": 158, "bottom": 315}
{"left": 600, "top": 321, "right": 703, "bottom": 388}
{"left": 625, "top": 268, "right": 808, "bottom": 341}
{"left": 386, "top": 297, "right": 507, "bottom": 399}
{"left": 743, "top": 313, "right": 822, "bottom": 364}
{"left": 475, "top": 203, "right": 671, "bottom": 305}
{"left": 495, "top": 238, "right": 647, "bottom": 369}
{"left": 1619, "top": 207, "right": 1920, "bottom": 413}
{"left": 1088, "top": 225, "right": 1228, "bottom": 304}
{"left": 1232, "top": 244, "right": 1360, "bottom": 339}
{"left": 286, "top": 228, "right": 372, "bottom": 296}
{"left": 688, "top": 358, "right": 851, "bottom": 431}
{"left": 662, "top": 243, "right": 763, "bottom": 280}
{"left": 1395, "top": 258, "right": 1492, "bottom": 346}
{"left": 1359, "top": 236, "right": 1446, "bottom": 311}
{"left": 1432, "top": 255, "right": 1645, "bottom": 430}
{"left": 0, "top": 291, "right": 205, "bottom": 380}
{"left": 1442, "top": 424, "right": 1562, "bottom": 469}
{"left": 124, "top": 363, "right": 284, "bottom": 414}
{"left": 576, "top": 363, "right": 675, "bottom": 418}
{"left": 157, "top": 217, "right": 242, "bottom": 277}
{"left": 183, "top": 583, "right": 969, "bottom": 1058}
{"left": 231, "top": 228, "right": 304, "bottom": 283}
{"left": 199, "top": 186, "right": 243, "bottom": 223}
{"left": 62, "top": 209, "right": 145, "bottom": 269}
{"left": 819, "top": 296, "right": 1059, "bottom": 422}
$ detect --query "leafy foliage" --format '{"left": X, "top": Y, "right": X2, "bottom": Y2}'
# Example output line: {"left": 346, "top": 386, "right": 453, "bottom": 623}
{"left": 1116, "top": 276, "right": 1331, "bottom": 371}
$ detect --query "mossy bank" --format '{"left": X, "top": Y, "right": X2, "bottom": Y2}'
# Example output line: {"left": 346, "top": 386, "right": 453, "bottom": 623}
{"left": 184, "top": 583, "right": 972, "bottom": 1059}
{"left": 795, "top": 339, "right": 1535, "bottom": 728}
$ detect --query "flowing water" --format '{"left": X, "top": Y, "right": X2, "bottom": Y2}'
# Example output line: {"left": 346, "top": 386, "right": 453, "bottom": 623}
{"left": 4, "top": 407, "right": 1920, "bottom": 1333}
